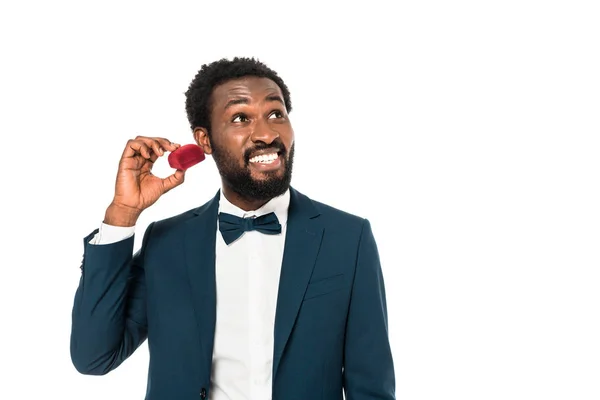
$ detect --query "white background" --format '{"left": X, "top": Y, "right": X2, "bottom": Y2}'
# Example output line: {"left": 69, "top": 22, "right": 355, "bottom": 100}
{"left": 1, "top": 1, "right": 599, "bottom": 399}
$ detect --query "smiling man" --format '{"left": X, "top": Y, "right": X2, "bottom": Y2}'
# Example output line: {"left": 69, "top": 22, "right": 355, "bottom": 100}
{"left": 196, "top": 74, "right": 295, "bottom": 210}
{"left": 70, "top": 57, "right": 396, "bottom": 400}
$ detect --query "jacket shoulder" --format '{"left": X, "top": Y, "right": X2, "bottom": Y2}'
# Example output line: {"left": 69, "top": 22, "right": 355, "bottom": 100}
{"left": 295, "top": 188, "right": 367, "bottom": 231}
{"left": 148, "top": 192, "right": 218, "bottom": 235}
{"left": 313, "top": 199, "right": 365, "bottom": 224}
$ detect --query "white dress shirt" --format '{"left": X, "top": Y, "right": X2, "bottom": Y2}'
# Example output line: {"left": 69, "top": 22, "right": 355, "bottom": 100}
{"left": 89, "top": 189, "right": 290, "bottom": 400}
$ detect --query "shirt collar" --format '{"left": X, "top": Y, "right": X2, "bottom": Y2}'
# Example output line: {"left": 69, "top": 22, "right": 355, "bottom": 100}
{"left": 218, "top": 188, "right": 290, "bottom": 227}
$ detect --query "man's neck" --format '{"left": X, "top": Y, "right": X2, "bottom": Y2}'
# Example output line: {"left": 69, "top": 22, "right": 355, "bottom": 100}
{"left": 221, "top": 186, "right": 271, "bottom": 212}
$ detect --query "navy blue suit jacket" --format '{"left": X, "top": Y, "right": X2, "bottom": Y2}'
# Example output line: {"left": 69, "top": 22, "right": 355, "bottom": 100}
{"left": 70, "top": 187, "right": 395, "bottom": 399}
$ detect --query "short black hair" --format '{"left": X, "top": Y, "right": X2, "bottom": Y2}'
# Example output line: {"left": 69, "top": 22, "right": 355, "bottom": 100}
{"left": 184, "top": 57, "right": 292, "bottom": 135}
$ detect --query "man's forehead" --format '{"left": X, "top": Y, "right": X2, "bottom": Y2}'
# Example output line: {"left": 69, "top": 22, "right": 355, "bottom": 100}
{"left": 212, "top": 76, "right": 282, "bottom": 100}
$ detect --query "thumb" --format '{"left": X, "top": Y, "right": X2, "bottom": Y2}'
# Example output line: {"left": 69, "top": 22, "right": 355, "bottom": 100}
{"left": 161, "top": 169, "right": 186, "bottom": 193}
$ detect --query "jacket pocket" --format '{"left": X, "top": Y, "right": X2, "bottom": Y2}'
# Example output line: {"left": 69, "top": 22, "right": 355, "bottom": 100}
{"left": 303, "top": 274, "right": 345, "bottom": 301}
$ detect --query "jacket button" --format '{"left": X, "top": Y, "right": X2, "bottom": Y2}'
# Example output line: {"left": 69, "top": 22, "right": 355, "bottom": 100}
{"left": 200, "top": 388, "right": 207, "bottom": 399}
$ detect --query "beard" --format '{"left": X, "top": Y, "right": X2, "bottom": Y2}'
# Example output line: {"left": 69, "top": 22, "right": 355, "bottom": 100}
{"left": 211, "top": 139, "right": 294, "bottom": 202}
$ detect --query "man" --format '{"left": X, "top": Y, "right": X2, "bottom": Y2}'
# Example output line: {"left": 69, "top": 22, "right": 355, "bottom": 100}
{"left": 70, "top": 57, "right": 395, "bottom": 399}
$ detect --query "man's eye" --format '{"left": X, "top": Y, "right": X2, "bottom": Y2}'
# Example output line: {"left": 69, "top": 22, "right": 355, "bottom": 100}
{"left": 269, "top": 110, "right": 283, "bottom": 119}
{"left": 232, "top": 114, "right": 248, "bottom": 123}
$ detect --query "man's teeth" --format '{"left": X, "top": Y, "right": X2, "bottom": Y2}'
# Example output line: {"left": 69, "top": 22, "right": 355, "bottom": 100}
{"left": 249, "top": 153, "right": 278, "bottom": 163}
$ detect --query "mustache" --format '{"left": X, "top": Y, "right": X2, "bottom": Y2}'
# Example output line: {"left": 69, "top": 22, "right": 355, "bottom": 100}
{"left": 244, "top": 140, "right": 287, "bottom": 162}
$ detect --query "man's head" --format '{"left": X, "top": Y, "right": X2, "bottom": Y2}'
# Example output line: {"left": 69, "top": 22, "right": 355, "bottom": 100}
{"left": 185, "top": 57, "right": 295, "bottom": 204}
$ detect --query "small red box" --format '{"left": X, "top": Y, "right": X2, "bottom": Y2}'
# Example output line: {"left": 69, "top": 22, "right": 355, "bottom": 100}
{"left": 168, "top": 144, "right": 206, "bottom": 170}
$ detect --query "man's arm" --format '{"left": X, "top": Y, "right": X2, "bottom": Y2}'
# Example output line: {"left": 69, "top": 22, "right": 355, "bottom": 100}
{"left": 69, "top": 135, "right": 183, "bottom": 375}
{"left": 70, "top": 222, "right": 154, "bottom": 375}
{"left": 343, "top": 219, "right": 396, "bottom": 399}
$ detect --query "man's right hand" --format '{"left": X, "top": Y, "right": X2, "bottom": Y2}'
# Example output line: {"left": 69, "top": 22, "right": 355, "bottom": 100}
{"left": 104, "top": 136, "right": 186, "bottom": 227}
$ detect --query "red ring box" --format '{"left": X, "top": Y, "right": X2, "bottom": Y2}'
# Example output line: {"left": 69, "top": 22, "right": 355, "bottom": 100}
{"left": 168, "top": 144, "right": 206, "bottom": 170}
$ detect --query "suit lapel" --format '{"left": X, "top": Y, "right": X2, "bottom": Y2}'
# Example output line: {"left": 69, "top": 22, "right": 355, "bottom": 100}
{"left": 272, "top": 188, "right": 324, "bottom": 380}
{"left": 183, "top": 190, "right": 220, "bottom": 378}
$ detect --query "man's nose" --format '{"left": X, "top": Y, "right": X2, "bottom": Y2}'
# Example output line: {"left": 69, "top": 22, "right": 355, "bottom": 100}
{"left": 250, "top": 119, "right": 279, "bottom": 144}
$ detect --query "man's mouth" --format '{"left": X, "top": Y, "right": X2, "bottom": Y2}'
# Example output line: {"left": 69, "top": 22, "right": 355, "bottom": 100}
{"left": 249, "top": 152, "right": 280, "bottom": 164}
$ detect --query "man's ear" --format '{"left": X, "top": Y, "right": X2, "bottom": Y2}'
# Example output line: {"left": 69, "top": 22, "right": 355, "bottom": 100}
{"left": 193, "top": 127, "right": 212, "bottom": 155}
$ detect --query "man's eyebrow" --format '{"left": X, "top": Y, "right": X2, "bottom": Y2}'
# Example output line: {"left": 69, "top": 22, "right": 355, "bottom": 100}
{"left": 224, "top": 97, "right": 249, "bottom": 110}
{"left": 265, "top": 94, "right": 285, "bottom": 106}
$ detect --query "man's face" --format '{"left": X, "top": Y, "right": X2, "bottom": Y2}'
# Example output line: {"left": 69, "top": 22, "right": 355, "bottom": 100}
{"left": 200, "top": 76, "right": 295, "bottom": 201}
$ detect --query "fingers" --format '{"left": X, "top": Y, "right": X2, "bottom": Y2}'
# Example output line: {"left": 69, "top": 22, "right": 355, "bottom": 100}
{"left": 122, "top": 136, "right": 182, "bottom": 160}
{"left": 161, "top": 169, "right": 186, "bottom": 193}
{"left": 155, "top": 138, "right": 180, "bottom": 153}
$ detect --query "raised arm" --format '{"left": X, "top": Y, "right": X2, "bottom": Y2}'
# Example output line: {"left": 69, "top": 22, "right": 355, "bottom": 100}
{"left": 70, "top": 135, "right": 185, "bottom": 375}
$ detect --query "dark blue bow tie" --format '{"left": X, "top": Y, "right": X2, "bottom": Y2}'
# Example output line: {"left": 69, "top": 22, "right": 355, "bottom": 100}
{"left": 218, "top": 211, "right": 282, "bottom": 244}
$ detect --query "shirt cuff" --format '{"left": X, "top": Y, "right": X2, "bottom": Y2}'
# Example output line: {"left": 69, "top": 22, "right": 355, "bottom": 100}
{"left": 89, "top": 222, "right": 136, "bottom": 245}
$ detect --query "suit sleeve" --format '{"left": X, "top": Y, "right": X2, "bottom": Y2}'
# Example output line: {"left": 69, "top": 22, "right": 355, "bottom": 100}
{"left": 70, "top": 221, "right": 155, "bottom": 375}
{"left": 343, "top": 219, "right": 396, "bottom": 399}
